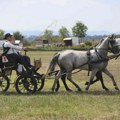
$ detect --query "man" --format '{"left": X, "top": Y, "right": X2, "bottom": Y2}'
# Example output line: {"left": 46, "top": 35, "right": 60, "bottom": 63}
{"left": 3, "top": 33, "right": 34, "bottom": 71}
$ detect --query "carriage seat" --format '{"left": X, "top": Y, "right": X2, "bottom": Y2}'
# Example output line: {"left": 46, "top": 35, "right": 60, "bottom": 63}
{"left": 1, "top": 55, "right": 18, "bottom": 69}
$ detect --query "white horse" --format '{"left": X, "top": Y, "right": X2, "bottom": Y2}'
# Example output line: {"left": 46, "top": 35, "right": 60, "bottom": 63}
{"left": 45, "top": 35, "right": 120, "bottom": 91}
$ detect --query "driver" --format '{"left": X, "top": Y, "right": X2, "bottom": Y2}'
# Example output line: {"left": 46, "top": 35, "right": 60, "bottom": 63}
{"left": 3, "top": 33, "right": 34, "bottom": 71}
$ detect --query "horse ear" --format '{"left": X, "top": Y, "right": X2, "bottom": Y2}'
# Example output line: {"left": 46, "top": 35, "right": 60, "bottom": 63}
{"left": 111, "top": 34, "right": 114, "bottom": 38}
{"left": 109, "top": 34, "right": 116, "bottom": 39}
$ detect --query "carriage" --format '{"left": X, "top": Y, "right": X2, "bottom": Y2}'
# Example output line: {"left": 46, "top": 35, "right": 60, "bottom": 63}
{"left": 0, "top": 35, "right": 120, "bottom": 94}
{"left": 0, "top": 52, "right": 45, "bottom": 94}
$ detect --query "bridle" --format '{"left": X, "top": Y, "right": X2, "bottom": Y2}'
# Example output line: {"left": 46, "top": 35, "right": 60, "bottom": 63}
{"left": 95, "top": 37, "right": 119, "bottom": 54}
{"left": 108, "top": 39, "right": 120, "bottom": 54}
{"left": 90, "top": 37, "right": 120, "bottom": 61}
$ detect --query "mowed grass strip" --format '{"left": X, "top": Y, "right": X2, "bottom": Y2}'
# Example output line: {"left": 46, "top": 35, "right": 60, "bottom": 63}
{"left": 0, "top": 51, "right": 120, "bottom": 120}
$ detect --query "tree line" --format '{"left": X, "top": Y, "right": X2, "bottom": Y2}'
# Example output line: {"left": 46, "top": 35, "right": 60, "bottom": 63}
{"left": 0, "top": 21, "right": 88, "bottom": 45}
{"left": 1, "top": 20, "right": 120, "bottom": 47}
{"left": 41, "top": 21, "right": 88, "bottom": 42}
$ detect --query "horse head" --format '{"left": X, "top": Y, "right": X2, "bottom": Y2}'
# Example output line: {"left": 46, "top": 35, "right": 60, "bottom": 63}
{"left": 108, "top": 34, "right": 119, "bottom": 54}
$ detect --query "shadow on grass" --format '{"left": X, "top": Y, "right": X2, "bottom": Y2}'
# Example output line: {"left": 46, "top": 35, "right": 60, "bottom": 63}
{"left": 0, "top": 90, "right": 120, "bottom": 96}
{"left": 76, "top": 90, "right": 120, "bottom": 96}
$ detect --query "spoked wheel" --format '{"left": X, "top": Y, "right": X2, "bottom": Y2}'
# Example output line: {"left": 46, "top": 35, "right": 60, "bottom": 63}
{"left": 15, "top": 75, "right": 37, "bottom": 94}
{"left": 0, "top": 75, "right": 10, "bottom": 92}
{"left": 34, "top": 73, "right": 45, "bottom": 91}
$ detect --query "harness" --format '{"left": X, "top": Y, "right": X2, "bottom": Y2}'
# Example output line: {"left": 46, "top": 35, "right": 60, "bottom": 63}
{"left": 86, "top": 39, "right": 120, "bottom": 76}
{"left": 2, "top": 43, "right": 10, "bottom": 56}
{"left": 86, "top": 49, "right": 91, "bottom": 76}
{"left": 86, "top": 48, "right": 109, "bottom": 76}
{"left": 1, "top": 43, "right": 18, "bottom": 66}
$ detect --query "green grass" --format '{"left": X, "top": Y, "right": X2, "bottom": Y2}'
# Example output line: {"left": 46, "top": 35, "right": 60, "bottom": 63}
{"left": 0, "top": 51, "right": 120, "bottom": 120}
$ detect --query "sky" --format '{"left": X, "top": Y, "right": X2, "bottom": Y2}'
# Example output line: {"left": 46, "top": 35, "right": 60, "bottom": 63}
{"left": 0, "top": 0, "right": 120, "bottom": 34}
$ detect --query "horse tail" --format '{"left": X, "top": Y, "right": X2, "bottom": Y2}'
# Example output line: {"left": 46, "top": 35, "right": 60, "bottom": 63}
{"left": 44, "top": 53, "right": 60, "bottom": 78}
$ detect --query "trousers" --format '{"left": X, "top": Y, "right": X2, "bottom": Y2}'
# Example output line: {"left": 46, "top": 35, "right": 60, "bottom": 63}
{"left": 5, "top": 53, "right": 32, "bottom": 70}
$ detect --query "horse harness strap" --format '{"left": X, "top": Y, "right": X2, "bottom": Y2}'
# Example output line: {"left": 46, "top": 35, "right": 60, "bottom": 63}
{"left": 86, "top": 49, "right": 109, "bottom": 76}
{"left": 2, "top": 43, "right": 10, "bottom": 56}
{"left": 95, "top": 48, "right": 103, "bottom": 59}
{"left": 86, "top": 49, "right": 91, "bottom": 76}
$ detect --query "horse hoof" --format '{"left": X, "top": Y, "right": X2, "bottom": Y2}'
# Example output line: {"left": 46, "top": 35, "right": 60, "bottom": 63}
{"left": 85, "top": 82, "right": 89, "bottom": 85}
{"left": 55, "top": 88, "right": 59, "bottom": 92}
{"left": 85, "top": 87, "right": 89, "bottom": 91}
{"left": 105, "top": 88, "right": 109, "bottom": 91}
{"left": 115, "top": 87, "right": 119, "bottom": 91}
{"left": 77, "top": 88, "right": 82, "bottom": 91}
{"left": 67, "top": 89, "right": 72, "bottom": 92}
{"left": 52, "top": 88, "right": 55, "bottom": 92}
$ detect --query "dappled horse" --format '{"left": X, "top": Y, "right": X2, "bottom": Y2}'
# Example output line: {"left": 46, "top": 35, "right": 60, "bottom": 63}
{"left": 55, "top": 37, "right": 120, "bottom": 92}
{"left": 45, "top": 35, "right": 120, "bottom": 92}
{"left": 84, "top": 38, "right": 120, "bottom": 89}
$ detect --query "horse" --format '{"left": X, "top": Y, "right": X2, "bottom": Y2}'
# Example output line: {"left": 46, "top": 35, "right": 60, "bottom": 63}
{"left": 44, "top": 35, "right": 120, "bottom": 92}
{"left": 81, "top": 38, "right": 120, "bottom": 89}
{"left": 54, "top": 39, "right": 109, "bottom": 92}
{"left": 54, "top": 38, "right": 120, "bottom": 92}
{"left": 55, "top": 54, "right": 120, "bottom": 92}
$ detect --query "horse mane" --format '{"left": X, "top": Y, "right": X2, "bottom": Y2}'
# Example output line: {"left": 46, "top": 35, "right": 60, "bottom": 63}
{"left": 95, "top": 38, "right": 105, "bottom": 47}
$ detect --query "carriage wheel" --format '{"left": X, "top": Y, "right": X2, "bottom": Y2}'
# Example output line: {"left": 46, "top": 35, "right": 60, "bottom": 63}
{"left": 34, "top": 73, "right": 45, "bottom": 91}
{"left": 15, "top": 75, "right": 37, "bottom": 94}
{"left": 0, "top": 75, "right": 10, "bottom": 92}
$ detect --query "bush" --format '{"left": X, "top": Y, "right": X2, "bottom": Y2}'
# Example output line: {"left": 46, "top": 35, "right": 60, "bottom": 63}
{"left": 30, "top": 45, "right": 92, "bottom": 51}
{"left": 85, "top": 41, "right": 92, "bottom": 46}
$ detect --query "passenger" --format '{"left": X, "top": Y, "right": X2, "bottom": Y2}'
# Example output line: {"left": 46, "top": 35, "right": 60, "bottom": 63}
{"left": 11, "top": 35, "right": 31, "bottom": 72}
{"left": 3, "top": 33, "right": 34, "bottom": 71}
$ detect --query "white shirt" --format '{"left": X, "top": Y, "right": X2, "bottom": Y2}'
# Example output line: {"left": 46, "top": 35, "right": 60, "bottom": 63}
{"left": 3, "top": 40, "right": 23, "bottom": 54}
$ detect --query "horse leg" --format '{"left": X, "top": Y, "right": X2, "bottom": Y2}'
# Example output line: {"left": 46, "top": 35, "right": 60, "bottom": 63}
{"left": 53, "top": 70, "right": 60, "bottom": 92}
{"left": 52, "top": 70, "right": 61, "bottom": 92}
{"left": 67, "top": 72, "right": 81, "bottom": 91}
{"left": 85, "top": 71, "right": 109, "bottom": 91}
{"left": 85, "top": 78, "right": 99, "bottom": 85}
{"left": 85, "top": 71, "right": 102, "bottom": 85}
{"left": 86, "top": 69, "right": 98, "bottom": 91}
{"left": 55, "top": 80, "right": 60, "bottom": 92}
{"left": 102, "top": 68, "right": 119, "bottom": 90}
{"left": 55, "top": 74, "right": 72, "bottom": 92}
{"left": 61, "top": 74, "right": 72, "bottom": 91}
{"left": 96, "top": 71, "right": 109, "bottom": 91}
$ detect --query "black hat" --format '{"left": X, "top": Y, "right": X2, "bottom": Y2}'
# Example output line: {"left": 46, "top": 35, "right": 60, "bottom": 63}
{"left": 4, "top": 33, "right": 12, "bottom": 39}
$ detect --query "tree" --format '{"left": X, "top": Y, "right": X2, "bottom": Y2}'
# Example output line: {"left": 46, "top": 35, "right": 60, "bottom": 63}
{"left": 59, "top": 26, "right": 69, "bottom": 40}
{"left": 72, "top": 21, "right": 88, "bottom": 38}
{"left": 13, "top": 31, "right": 24, "bottom": 41}
{"left": 43, "top": 29, "right": 53, "bottom": 41}
{"left": 13, "top": 31, "right": 30, "bottom": 46}
{"left": 0, "top": 29, "right": 5, "bottom": 39}
{"left": 116, "top": 34, "right": 120, "bottom": 38}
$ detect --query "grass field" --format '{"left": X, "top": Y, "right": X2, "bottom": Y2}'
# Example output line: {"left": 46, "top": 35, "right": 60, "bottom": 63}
{"left": 0, "top": 51, "right": 120, "bottom": 120}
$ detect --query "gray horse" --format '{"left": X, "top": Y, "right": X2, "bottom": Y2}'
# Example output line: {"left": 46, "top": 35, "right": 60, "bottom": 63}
{"left": 55, "top": 38, "right": 120, "bottom": 92}
{"left": 55, "top": 53, "right": 120, "bottom": 92}
{"left": 45, "top": 35, "right": 120, "bottom": 92}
